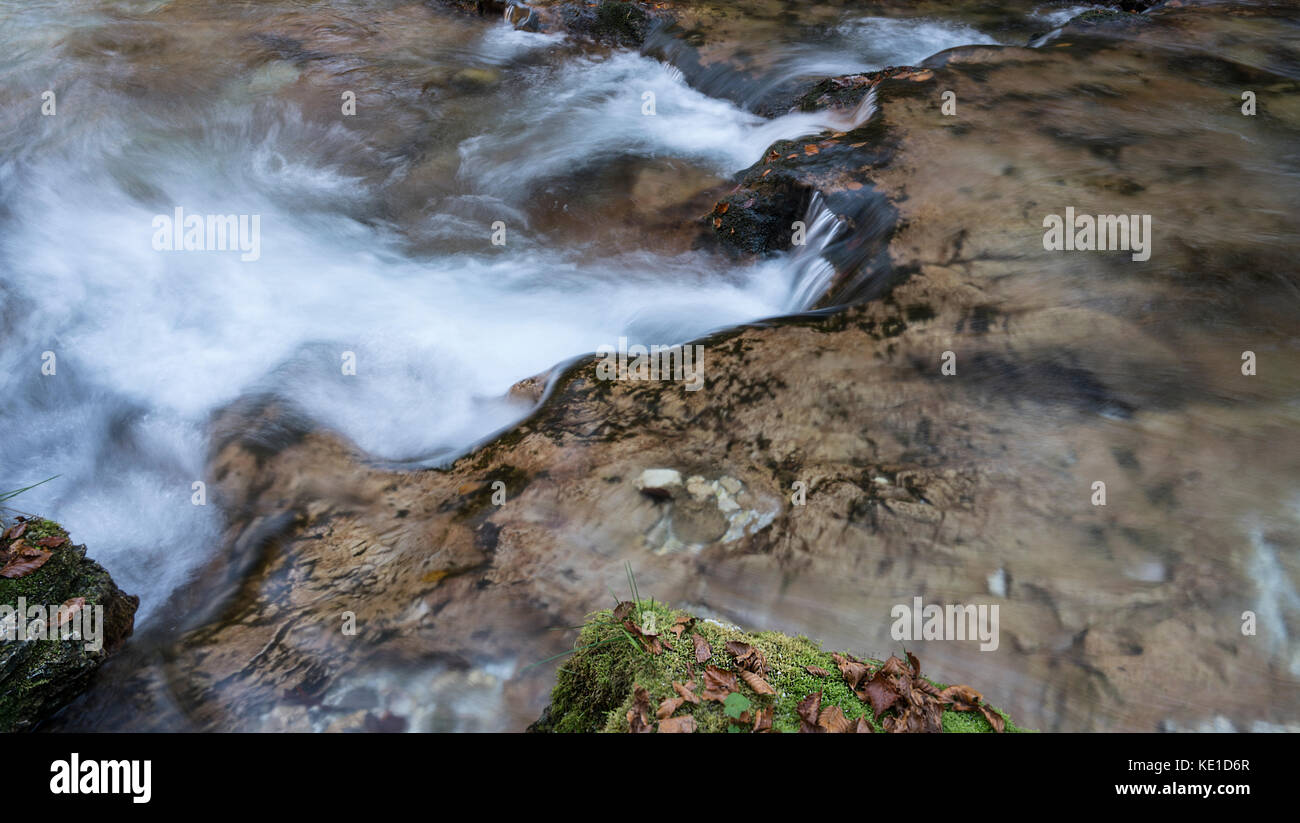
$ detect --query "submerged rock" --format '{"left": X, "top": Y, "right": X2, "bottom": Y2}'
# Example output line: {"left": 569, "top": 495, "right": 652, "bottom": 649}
{"left": 0, "top": 519, "right": 139, "bottom": 732}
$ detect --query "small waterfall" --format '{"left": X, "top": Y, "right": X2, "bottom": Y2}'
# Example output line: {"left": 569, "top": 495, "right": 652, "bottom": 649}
{"left": 784, "top": 192, "right": 847, "bottom": 311}
{"left": 502, "top": 1, "right": 537, "bottom": 31}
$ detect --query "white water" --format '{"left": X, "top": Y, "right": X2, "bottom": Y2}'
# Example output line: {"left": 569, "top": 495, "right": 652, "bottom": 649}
{"left": 0, "top": 13, "right": 862, "bottom": 620}
{"left": 748, "top": 16, "right": 1001, "bottom": 90}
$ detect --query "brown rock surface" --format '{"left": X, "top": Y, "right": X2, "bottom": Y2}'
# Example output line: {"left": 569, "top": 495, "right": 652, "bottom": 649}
{"left": 53, "top": 0, "right": 1300, "bottom": 732}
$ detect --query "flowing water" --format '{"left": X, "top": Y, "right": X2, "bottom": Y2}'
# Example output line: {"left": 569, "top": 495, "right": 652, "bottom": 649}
{"left": 0, "top": 0, "right": 903, "bottom": 619}
{"left": 6, "top": 0, "right": 1294, "bottom": 732}
{"left": 0, "top": 0, "right": 1048, "bottom": 620}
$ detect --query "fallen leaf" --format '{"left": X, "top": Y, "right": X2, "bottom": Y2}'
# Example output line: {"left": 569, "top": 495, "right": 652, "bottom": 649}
{"left": 672, "top": 680, "right": 700, "bottom": 705}
{"left": 657, "top": 696, "right": 685, "bottom": 719}
{"left": 738, "top": 670, "right": 776, "bottom": 695}
{"left": 832, "top": 652, "right": 871, "bottom": 691}
{"left": 668, "top": 615, "right": 692, "bottom": 639}
{"left": 658, "top": 715, "right": 696, "bottom": 733}
{"left": 796, "top": 692, "right": 822, "bottom": 733}
{"left": 863, "top": 670, "right": 901, "bottom": 719}
{"left": 855, "top": 717, "right": 875, "bottom": 733}
{"left": 726, "top": 640, "right": 767, "bottom": 675}
{"left": 3, "top": 522, "right": 27, "bottom": 541}
{"left": 612, "top": 601, "right": 635, "bottom": 622}
{"left": 701, "top": 664, "right": 737, "bottom": 702}
{"left": 979, "top": 705, "right": 1006, "bottom": 733}
{"left": 34, "top": 535, "right": 66, "bottom": 548}
{"left": 817, "top": 705, "right": 854, "bottom": 733}
{"left": 804, "top": 144, "right": 820, "bottom": 155}
{"left": 938, "top": 684, "right": 983, "bottom": 711}
{"left": 628, "top": 686, "right": 653, "bottom": 733}
{"left": 804, "top": 665, "right": 830, "bottom": 677}
{"left": 879, "top": 655, "right": 910, "bottom": 678}
{"left": 691, "top": 632, "right": 712, "bottom": 663}
{"left": 623, "top": 619, "right": 662, "bottom": 655}
{"left": 0, "top": 547, "right": 51, "bottom": 579}
{"left": 753, "top": 707, "right": 774, "bottom": 733}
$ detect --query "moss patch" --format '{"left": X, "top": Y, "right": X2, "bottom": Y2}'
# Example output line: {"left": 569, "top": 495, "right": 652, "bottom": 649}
{"left": 533, "top": 600, "right": 1029, "bottom": 733}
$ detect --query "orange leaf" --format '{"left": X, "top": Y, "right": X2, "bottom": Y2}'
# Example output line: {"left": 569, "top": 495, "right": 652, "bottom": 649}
{"left": 658, "top": 715, "right": 696, "bottom": 733}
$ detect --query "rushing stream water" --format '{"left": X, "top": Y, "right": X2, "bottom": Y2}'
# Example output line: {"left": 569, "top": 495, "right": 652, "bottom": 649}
{"left": 5, "top": 0, "right": 1296, "bottom": 733}
{"left": 0, "top": 0, "right": 1054, "bottom": 622}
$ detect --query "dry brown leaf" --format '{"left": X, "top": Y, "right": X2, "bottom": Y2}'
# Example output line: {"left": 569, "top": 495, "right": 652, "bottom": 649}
{"left": 628, "top": 686, "right": 653, "bottom": 733}
{"left": 817, "top": 705, "right": 855, "bottom": 734}
{"left": 0, "top": 547, "right": 51, "bottom": 579}
{"left": 672, "top": 680, "right": 700, "bottom": 705}
{"left": 725, "top": 640, "right": 768, "bottom": 675}
{"left": 938, "top": 684, "right": 983, "bottom": 711}
{"left": 657, "top": 696, "right": 685, "bottom": 719}
{"left": 879, "top": 655, "right": 909, "bottom": 677}
{"left": 855, "top": 717, "right": 875, "bottom": 733}
{"left": 34, "top": 535, "right": 66, "bottom": 548}
{"left": 796, "top": 692, "right": 822, "bottom": 733}
{"left": 3, "top": 522, "right": 27, "bottom": 541}
{"left": 658, "top": 715, "right": 696, "bottom": 734}
{"left": 863, "top": 670, "right": 901, "bottom": 719}
{"left": 979, "top": 705, "right": 1006, "bottom": 733}
{"left": 752, "top": 707, "right": 774, "bottom": 733}
{"left": 831, "top": 652, "right": 871, "bottom": 690}
{"left": 691, "top": 633, "right": 712, "bottom": 663}
{"left": 668, "top": 615, "right": 692, "bottom": 639}
{"left": 623, "top": 619, "right": 662, "bottom": 655}
{"left": 804, "top": 665, "right": 830, "bottom": 677}
{"left": 738, "top": 670, "right": 776, "bottom": 695}
{"left": 701, "top": 664, "right": 738, "bottom": 702}
{"left": 612, "top": 601, "right": 635, "bottom": 622}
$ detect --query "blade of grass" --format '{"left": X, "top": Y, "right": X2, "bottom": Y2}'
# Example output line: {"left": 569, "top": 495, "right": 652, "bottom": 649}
{"left": 0, "top": 475, "right": 59, "bottom": 504}
{"left": 519, "top": 634, "right": 625, "bottom": 673}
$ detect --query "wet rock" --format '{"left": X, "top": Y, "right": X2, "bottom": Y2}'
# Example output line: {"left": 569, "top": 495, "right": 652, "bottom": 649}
{"left": 434, "top": 0, "right": 672, "bottom": 46}
{"left": 52, "top": 0, "right": 1300, "bottom": 734}
{"left": 507, "top": 370, "right": 553, "bottom": 406}
{"left": 0, "top": 519, "right": 138, "bottom": 732}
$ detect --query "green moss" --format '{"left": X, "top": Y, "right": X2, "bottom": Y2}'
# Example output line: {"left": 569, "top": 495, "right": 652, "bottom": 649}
{"left": 535, "top": 600, "right": 1030, "bottom": 733}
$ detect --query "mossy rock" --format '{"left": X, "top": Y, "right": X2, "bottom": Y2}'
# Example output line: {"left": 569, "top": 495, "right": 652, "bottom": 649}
{"left": 531, "top": 600, "right": 1030, "bottom": 733}
{"left": 0, "top": 518, "right": 139, "bottom": 732}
